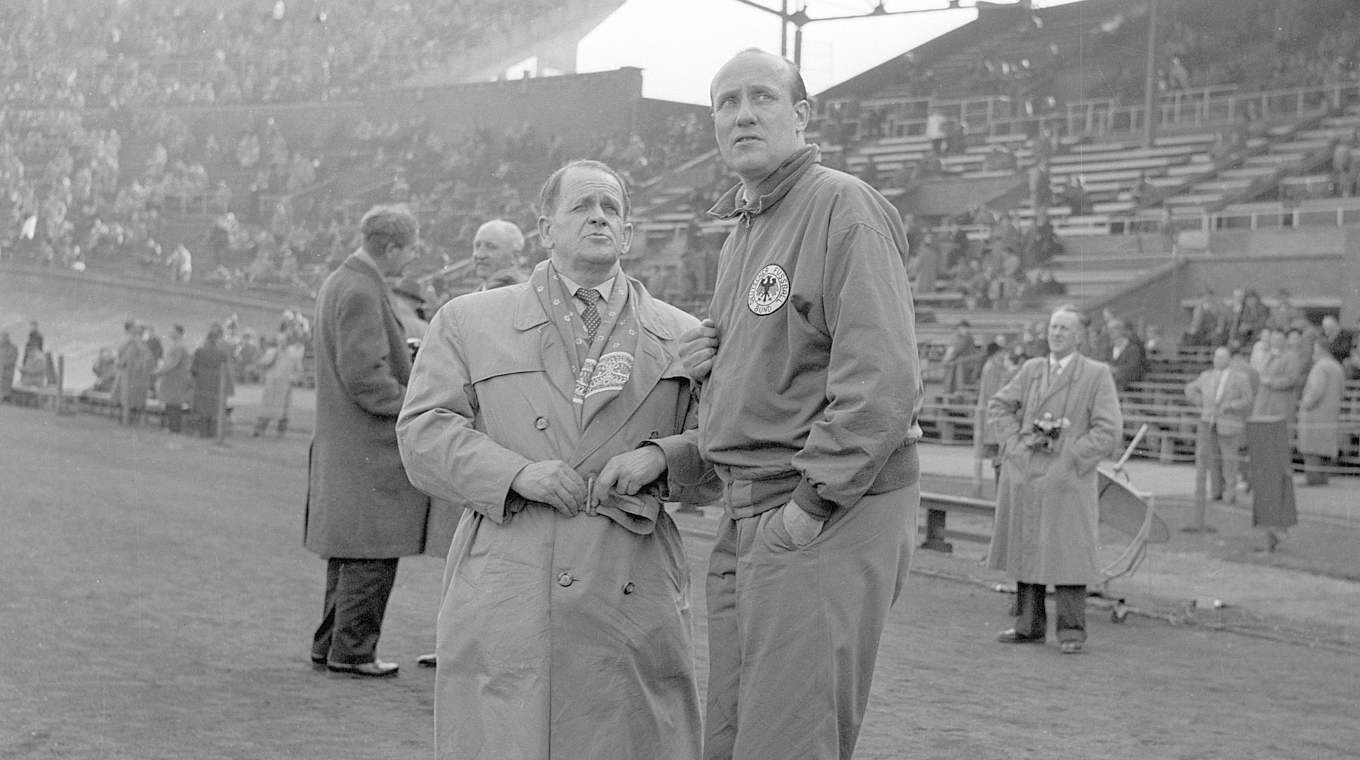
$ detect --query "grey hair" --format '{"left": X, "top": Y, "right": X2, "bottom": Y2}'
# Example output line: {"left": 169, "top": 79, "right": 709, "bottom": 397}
{"left": 537, "top": 160, "right": 631, "bottom": 219}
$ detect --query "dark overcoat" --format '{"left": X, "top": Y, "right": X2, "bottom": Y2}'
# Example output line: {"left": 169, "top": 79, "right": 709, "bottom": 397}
{"left": 304, "top": 251, "right": 429, "bottom": 558}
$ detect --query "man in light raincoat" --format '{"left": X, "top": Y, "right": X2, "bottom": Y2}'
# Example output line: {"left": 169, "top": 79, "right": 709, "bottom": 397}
{"left": 398, "top": 159, "right": 716, "bottom": 760}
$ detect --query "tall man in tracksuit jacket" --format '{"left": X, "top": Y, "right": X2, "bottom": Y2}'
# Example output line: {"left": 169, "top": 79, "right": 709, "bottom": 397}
{"left": 628, "top": 49, "right": 923, "bottom": 760}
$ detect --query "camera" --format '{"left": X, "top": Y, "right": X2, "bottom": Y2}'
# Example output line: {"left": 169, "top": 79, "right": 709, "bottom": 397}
{"left": 1029, "top": 413, "right": 1067, "bottom": 453}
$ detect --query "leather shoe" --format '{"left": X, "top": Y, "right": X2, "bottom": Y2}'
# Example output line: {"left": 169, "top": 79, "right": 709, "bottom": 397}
{"left": 327, "top": 659, "right": 399, "bottom": 677}
{"left": 310, "top": 653, "right": 327, "bottom": 666}
{"left": 996, "top": 629, "right": 1044, "bottom": 644}
{"left": 416, "top": 653, "right": 437, "bottom": 668}
{"left": 1060, "top": 641, "right": 1085, "bottom": 654}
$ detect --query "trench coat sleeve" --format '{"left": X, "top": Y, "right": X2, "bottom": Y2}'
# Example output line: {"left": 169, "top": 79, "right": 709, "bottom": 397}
{"left": 649, "top": 411, "right": 720, "bottom": 506}
{"left": 396, "top": 305, "right": 533, "bottom": 525}
{"left": 336, "top": 285, "right": 407, "bottom": 418}
{"left": 988, "top": 359, "right": 1039, "bottom": 454}
{"left": 1069, "top": 361, "right": 1122, "bottom": 474}
{"left": 789, "top": 221, "right": 920, "bottom": 517}
{"left": 1300, "top": 362, "right": 1326, "bottom": 411}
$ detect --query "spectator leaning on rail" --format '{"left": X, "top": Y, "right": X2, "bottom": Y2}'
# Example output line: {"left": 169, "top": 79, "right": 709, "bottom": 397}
{"left": 987, "top": 306, "right": 1122, "bottom": 654}
{"left": 650, "top": 48, "right": 922, "bottom": 760}
{"left": 304, "top": 204, "right": 430, "bottom": 679}
{"left": 397, "top": 160, "right": 714, "bottom": 758}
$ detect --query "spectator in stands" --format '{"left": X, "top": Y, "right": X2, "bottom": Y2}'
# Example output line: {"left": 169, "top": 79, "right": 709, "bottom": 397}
{"left": 253, "top": 333, "right": 305, "bottom": 438}
{"left": 1128, "top": 172, "right": 1153, "bottom": 205}
{"left": 190, "top": 322, "right": 234, "bottom": 437}
{"left": 305, "top": 204, "right": 428, "bottom": 679}
{"left": 1230, "top": 288, "right": 1271, "bottom": 347}
{"left": 1060, "top": 175, "right": 1091, "bottom": 216}
{"left": 976, "top": 336, "right": 1021, "bottom": 480}
{"left": 24, "top": 321, "right": 43, "bottom": 365}
{"left": 1028, "top": 162, "right": 1052, "bottom": 213}
{"left": 1185, "top": 346, "right": 1254, "bottom": 506}
{"left": 1344, "top": 342, "right": 1360, "bottom": 381}
{"left": 1158, "top": 208, "right": 1180, "bottom": 257}
{"left": 1269, "top": 289, "right": 1302, "bottom": 331}
{"left": 988, "top": 306, "right": 1122, "bottom": 654}
{"left": 943, "top": 320, "right": 980, "bottom": 394}
{"left": 913, "top": 232, "right": 941, "bottom": 295}
{"left": 471, "top": 219, "right": 527, "bottom": 290}
{"left": 0, "top": 332, "right": 16, "bottom": 401}
{"left": 19, "top": 346, "right": 48, "bottom": 387}
{"left": 926, "top": 108, "right": 948, "bottom": 154}
{"left": 115, "top": 320, "right": 154, "bottom": 426}
{"left": 1298, "top": 338, "right": 1345, "bottom": 486}
{"left": 1321, "top": 315, "right": 1354, "bottom": 363}
{"left": 168, "top": 244, "right": 192, "bottom": 283}
{"left": 1030, "top": 267, "right": 1066, "bottom": 296}
{"left": 154, "top": 325, "right": 192, "bottom": 434}
{"left": 1105, "top": 318, "right": 1148, "bottom": 391}
{"left": 1252, "top": 327, "right": 1304, "bottom": 433}
{"left": 1250, "top": 326, "right": 1273, "bottom": 374}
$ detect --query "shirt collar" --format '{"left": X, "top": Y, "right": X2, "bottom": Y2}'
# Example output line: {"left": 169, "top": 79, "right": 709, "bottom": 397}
{"left": 1049, "top": 352, "right": 1075, "bottom": 372}
{"left": 558, "top": 270, "right": 621, "bottom": 311}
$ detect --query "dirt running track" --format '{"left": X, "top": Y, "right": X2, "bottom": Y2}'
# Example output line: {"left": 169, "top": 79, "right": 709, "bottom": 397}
{"left": 2, "top": 406, "right": 1356, "bottom": 759}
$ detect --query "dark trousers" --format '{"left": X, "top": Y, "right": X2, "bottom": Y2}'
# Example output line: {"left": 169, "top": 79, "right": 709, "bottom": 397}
{"left": 164, "top": 404, "right": 183, "bottom": 433}
{"left": 312, "top": 557, "right": 399, "bottom": 665}
{"left": 1014, "top": 581, "right": 1087, "bottom": 643}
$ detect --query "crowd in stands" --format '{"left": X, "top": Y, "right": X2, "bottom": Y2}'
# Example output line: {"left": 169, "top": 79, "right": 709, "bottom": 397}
{"left": 3, "top": 0, "right": 567, "bottom": 108}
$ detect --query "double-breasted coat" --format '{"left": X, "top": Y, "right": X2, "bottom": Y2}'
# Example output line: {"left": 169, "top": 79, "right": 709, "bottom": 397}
{"left": 1298, "top": 354, "right": 1344, "bottom": 458}
{"left": 304, "top": 252, "right": 429, "bottom": 559}
{"left": 397, "top": 276, "right": 715, "bottom": 760}
{"left": 986, "top": 353, "right": 1123, "bottom": 585}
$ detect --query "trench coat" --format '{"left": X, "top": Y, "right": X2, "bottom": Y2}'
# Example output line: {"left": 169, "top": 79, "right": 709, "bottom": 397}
{"left": 154, "top": 342, "right": 193, "bottom": 407}
{"left": 397, "top": 276, "right": 715, "bottom": 760}
{"left": 257, "top": 343, "right": 304, "bottom": 420}
{"left": 115, "top": 337, "right": 155, "bottom": 413}
{"left": 986, "top": 354, "right": 1122, "bottom": 585}
{"left": 1298, "top": 354, "right": 1344, "bottom": 458}
{"left": 304, "top": 251, "right": 429, "bottom": 559}
{"left": 190, "top": 338, "right": 234, "bottom": 419}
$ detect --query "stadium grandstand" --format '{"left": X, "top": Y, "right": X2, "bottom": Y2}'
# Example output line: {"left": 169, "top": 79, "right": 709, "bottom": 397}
{"left": 2, "top": 0, "right": 1357, "bottom": 474}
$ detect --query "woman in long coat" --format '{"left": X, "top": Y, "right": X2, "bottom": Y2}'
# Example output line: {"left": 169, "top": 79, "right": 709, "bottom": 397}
{"left": 190, "top": 324, "right": 235, "bottom": 437}
{"left": 115, "top": 329, "right": 155, "bottom": 425}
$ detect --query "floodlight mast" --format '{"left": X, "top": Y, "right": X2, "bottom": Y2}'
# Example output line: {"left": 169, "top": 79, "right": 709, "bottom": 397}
{"left": 729, "top": 0, "right": 977, "bottom": 68}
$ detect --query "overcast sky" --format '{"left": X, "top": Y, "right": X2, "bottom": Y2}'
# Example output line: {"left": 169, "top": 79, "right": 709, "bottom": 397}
{"left": 576, "top": 0, "right": 1085, "bottom": 104}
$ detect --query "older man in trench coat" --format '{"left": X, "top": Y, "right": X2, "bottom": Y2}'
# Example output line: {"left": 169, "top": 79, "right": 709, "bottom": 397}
{"left": 398, "top": 160, "right": 715, "bottom": 759}
{"left": 987, "top": 307, "right": 1122, "bottom": 654}
{"left": 305, "top": 204, "right": 429, "bottom": 678}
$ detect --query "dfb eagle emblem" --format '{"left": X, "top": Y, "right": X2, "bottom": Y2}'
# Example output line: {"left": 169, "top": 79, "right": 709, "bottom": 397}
{"left": 747, "top": 263, "right": 790, "bottom": 316}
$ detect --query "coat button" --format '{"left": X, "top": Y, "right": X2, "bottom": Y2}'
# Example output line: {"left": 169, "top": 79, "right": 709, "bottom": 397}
{"left": 557, "top": 572, "right": 573, "bottom": 587}
{"left": 622, "top": 582, "right": 635, "bottom": 595}
{"left": 535, "top": 416, "right": 549, "bottom": 430}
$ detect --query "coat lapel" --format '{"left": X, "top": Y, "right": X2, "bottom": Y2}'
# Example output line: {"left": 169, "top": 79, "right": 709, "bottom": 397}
{"left": 1037, "top": 355, "right": 1079, "bottom": 408}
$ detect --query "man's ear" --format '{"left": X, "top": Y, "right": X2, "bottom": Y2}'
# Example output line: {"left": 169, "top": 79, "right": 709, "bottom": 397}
{"left": 793, "top": 99, "right": 812, "bottom": 134}
{"left": 536, "top": 216, "right": 553, "bottom": 249}
{"left": 619, "top": 221, "right": 634, "bottom": 255}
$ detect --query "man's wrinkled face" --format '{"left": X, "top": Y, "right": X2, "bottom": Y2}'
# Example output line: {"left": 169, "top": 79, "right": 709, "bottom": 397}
{"left": 472, "top": 223, "right": 521, "bottom": 280}
{"left": 539, "top": 167, "right": 632, "bottom": 272}
{"left": 1048, "top": 310, "right": 1083, "bottom": 358}
{"left": 710, "top": 53, "right": 810, "bottom": 185}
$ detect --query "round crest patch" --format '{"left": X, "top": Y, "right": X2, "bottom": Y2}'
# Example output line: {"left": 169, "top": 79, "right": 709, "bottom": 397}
{"left": 747, "top": 264, "right": 790, "bottom": 316}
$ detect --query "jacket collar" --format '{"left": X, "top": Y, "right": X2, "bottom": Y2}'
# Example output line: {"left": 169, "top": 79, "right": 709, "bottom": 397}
{"left": 343, "top": 249, "right": 388, "bottom": 288}
{"left": 708, "top": 144, "right": 820, "bottom": 220}
{"left": 510, "top": 265, "right": 677, "bottom": 341}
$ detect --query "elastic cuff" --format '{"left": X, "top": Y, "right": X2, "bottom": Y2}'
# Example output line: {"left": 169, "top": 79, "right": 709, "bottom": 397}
{"left": 792, "top": 480, "right": 836, "bottom": 520}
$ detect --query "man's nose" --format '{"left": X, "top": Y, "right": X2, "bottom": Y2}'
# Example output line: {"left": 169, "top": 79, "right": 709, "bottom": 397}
{"left": 735, "top": 97, "right": 757, "bottom": 126}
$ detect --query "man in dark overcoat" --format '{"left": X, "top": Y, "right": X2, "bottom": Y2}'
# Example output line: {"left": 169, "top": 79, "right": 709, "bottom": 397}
{"left": 304, "top": 204, "right": 429, "bottom": 678}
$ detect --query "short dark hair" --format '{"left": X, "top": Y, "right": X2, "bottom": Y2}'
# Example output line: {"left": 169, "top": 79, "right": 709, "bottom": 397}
{"left": 360, "top": 204, "right": 418, "bottom": 257}
{"left": 537, "top": 159, "right": 631, "bottom": 219}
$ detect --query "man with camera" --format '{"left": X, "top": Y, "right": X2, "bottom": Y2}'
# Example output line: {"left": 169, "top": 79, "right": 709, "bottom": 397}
{"left": 986, "top": 306, "right": 1122, "bottom": 654}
